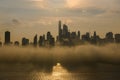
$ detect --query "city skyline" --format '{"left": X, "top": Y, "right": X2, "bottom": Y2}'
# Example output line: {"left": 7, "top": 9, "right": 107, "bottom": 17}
{"left": 0, "top": 20, "right": 120, "bottom": 46}
{"left": 0, "top": 0, "right": 120, "bottom": 42}
{"left": 0, "top": 20, "right": 120, "bottom": 43}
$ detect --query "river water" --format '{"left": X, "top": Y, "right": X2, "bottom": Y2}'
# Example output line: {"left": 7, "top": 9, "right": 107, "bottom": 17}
{"left": 0, "top": 63, "right": 120, "bottom": 80}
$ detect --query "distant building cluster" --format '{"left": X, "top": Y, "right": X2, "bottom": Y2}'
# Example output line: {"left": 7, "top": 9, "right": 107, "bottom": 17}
{"left": 0, "top": 20, "right": 120, "bottom": 47}
{"left": 22, "top": 31, "right": 55, "bottom": 47}
{"left": 0, "top": 30, "right": 55, "bottom": 47}
{"left": 57, "top": 21, "right": 120, "bottom": 46}
{"left": 57, "top": 21, "right": 80, "bottom": 46}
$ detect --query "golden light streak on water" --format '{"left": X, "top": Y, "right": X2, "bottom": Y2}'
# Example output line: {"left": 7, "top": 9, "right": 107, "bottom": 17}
{"left": 52, "top": 63, "right": 70, "bottom": 80}
{"left": 31, "top": 63, "right": 74, "bottom": 80}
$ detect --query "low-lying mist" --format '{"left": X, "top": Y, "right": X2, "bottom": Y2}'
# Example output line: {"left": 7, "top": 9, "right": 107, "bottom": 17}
{"left": 0, "top": 44, "right": 120, "bottom": 70}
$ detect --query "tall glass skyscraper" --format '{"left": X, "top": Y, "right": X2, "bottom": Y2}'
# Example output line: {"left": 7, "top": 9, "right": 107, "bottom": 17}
{"left": 5, "top": 31, "right": 10, "bottom": 45}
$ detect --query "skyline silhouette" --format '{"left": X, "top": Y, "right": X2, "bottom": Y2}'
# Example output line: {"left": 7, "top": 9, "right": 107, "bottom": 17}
{"left": 0, "top": 21, "right": 120, "bottom": 47}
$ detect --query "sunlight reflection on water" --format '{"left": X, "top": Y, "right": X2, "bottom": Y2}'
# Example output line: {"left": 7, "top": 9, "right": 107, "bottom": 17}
{"left": 31, "top": 63, "right": 77, "bottom": 80}
{"left": 1, "top": 63, "right": 120, "bottom": 80}
{"left": 52, "top": 63, "right": 71, "bottom": 80}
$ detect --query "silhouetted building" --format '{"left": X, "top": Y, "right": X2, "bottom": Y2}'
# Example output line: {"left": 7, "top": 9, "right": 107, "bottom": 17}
{"left": 94, "top": 31, "right": 96, "bottom": 37}
{"left": 57, "top": 21, "right": 81, "bottom": 46}
{"left": 91, "top": 31, "right": 100, "bottom": 44}
{"left": 78, "top": 31, "right": 80, "bottom": 39}
{"left": 82, "top": 35, "right": 86, "bottom": 41}
{"left": 39, "top": 36, "right": 44, "bottom": 46}
{"left": 58, "top": 20, "right": 62, "bottom": 41}
{"left": 47, "top": 32, "right": 52, "bottom": 41}
{"left": 106, "top": 32, "right": 114, "bottom": 43}
{"left": 46, "top": 32, "right": 55, "bottom": 46}
{"left": 33, "top": 34, "right": 37, "bottom": 47}
{"left": 0, "top": 42, "right": 2, "bottom": 46}
{"left": 71, "top": 32, "right": 77, "bottom": 39}
{"left": 5, "top": 31, "right": 10, "bottom": 45}
{"left": 49, "top": 37, "right": 55, "bottom": 46}
{"left": 82, "top": 32, "right": 90, "bottom": 42}
{"left": 38, "top": 32, "right": 55, "bottom": 47}
{"left": 43, "top": 34, "right": 45, "bottom": 41}
{"left": 22, "top": 37, "right": 29, "bottom": 46}
{"left": 115, "top": 34, "right": 120, "bottom": 43}
{"left": 14, "top": 41, "right": 19, "bottom": 46}
{"left": 63, "top": 24, "right": 69, "bottom": 38}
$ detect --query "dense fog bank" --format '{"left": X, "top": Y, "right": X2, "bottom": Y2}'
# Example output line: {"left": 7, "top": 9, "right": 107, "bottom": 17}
{"left": 0, "top": 44, "right": 120, "bottom": 66}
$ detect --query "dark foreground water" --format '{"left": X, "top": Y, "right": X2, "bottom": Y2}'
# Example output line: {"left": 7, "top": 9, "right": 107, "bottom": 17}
{"left": 0, "top": 63, "right": 120, "bottom": 80}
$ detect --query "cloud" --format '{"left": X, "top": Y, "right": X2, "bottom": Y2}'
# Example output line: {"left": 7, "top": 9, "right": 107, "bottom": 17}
{"left": 0, "top": 0, "right": 120, "bottom": 41}
{"left": 0, "top": 0, "right": 119, "bottom": 18}
{"left": 12, "top": 19, "right": 21, "bottom": 25}
{"left": 0, "top": 18, "right": 23, "bottom": 34}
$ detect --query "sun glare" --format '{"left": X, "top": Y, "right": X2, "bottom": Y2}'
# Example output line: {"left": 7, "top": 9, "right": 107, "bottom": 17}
{"left": 52, "top": 63, "right": 68, "bottom": 77}
{"left": 66, "top": 0, "right": 89, "bottom": 8}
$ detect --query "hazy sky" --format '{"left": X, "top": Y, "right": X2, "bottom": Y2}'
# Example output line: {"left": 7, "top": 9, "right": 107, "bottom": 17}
{"left": 0, "top": 0, "right": 120, "bottom": 42}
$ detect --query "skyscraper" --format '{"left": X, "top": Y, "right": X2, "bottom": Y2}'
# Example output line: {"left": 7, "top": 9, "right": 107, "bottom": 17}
{"left": 47, "top": 32, "right": 51, "bottom": 41}
{"left": 58, "top": 20, "right": 62, "bottom": 41}
{"left": 5, "top": 31, "right": 10, "bottom": 45}
{"left": 33, "top": 34, "right": 37, "bottom": 47}
{"left": 39, "top": 36, "right": 44, "bottom": 46}
{"left": 94, "top": 31, "right": 96, "bottom": 37}
{"left": 63, "top": 24, "right": 68, "bottom": 38}
{"left": 22, "top": 37, "right": 29, "bottom": 46}
{"left": 78, "top": 31, "right": 80, "bottom": 39}
{"left": 0, "top": 41, "right": 2, "bottom": 46}
{"left": 115, "top": 34, "right": 120, "bottom": 43}
{"left": 106, "top": 32, "right": 114, "bottom": 42}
